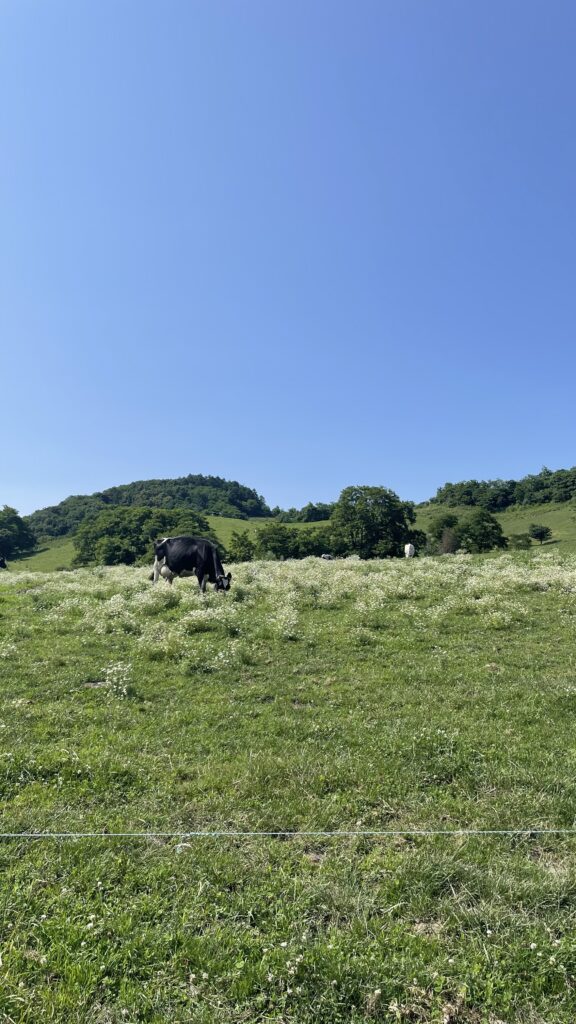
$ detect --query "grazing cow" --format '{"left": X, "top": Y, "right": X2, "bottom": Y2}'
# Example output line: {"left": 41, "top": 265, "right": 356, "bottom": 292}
{"left": 151, "top": 536, "right": 232, "bottom": 592}
{"left": 404, "top": 543, "right": 415, "bottom": 558}
{"left": 0, "top": 555, "right": 6, "bottom": 570}
{"left": 321, "top": 553, "right": 334, "bottom": 560}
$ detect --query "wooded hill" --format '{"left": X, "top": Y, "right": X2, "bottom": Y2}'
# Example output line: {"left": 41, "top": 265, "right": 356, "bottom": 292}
{"left": 23, "top": 464, "right": 576, "bottom": 541}
{"left": 432, "top": 465, "right": 576, "bottom": 510}
{"left": 25, "top": 475, "right": 271, "bottom": 538}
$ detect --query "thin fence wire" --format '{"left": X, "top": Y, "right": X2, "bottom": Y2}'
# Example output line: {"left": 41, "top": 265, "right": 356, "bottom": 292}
{"left": 2, "top": 828, "right": 576, "bottom": 840}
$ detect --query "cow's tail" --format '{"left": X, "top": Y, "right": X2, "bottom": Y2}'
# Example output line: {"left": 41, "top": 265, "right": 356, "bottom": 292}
{"left": 211, "top": 544, "right": 224, "bottom": 581}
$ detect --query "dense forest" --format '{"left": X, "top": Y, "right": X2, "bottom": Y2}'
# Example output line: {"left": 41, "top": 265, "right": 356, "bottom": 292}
{"left": 25, "top": 475, "right": 271, "bottom": 538}
{"left": 431, "top": 466, "right": 576, "bottom": 511}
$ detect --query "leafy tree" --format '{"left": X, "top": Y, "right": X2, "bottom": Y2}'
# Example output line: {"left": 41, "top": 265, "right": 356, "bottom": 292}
{"left": 228, "top": 530, "right": 256, "bottom": 562}
{"left": 277, "top": 502, "right": 335, "bottom": 523}
{"left": 528, "top": 523, "right": 552, "bottom": 545}
{"left": 94, "top": 536, "right": 137, "bottom": 566}
{"left": 254, "top": 523, "right": 300, "bottom": 560}
{"left": 299, "top": 502, "right": 335, "bottom": 522}
{"left": 296, "top": 524, "right": 334, "bottom": 558}
{"left": 431, "top": 480, "right": 483, "bottom": 507}
{"left": 0, "top": 506, "right": 37, "bottom": 558}
{"left": 455, "top": 510, "right": 507, "bottom": 553}
{"left": 330, "top": 486, "right": 416, "bottom": 559}
{"left": 275, "top": 507, "right": 300, "bottom": 523}
{"left": 72, "top": 507, "right": 218, "bottom": 566}
{"left": 428, "top": 513, "right": 459, "bottom": 542}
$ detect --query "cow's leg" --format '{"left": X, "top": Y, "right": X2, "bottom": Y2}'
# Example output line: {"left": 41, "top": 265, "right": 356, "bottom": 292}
{"left": 197, "top": 572, "right": 207, "bottom": 593}
{"left": 152, "top": 556, "right": 161, "bottom": 583}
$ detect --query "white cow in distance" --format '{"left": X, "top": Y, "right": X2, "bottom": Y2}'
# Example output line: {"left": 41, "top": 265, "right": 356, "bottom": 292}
{"left": 404, "top": 543, "right": 415, "bottom": 558}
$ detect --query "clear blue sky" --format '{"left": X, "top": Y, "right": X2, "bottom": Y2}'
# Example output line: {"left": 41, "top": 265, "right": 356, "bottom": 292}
{"left": 2, "top": 1, "right": 575, "bottom": 515}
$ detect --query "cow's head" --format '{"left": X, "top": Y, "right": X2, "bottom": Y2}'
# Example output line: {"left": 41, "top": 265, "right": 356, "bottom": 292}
{"left": 215, "top": 572, "right": 232, "bottom": 592}
{"left": 154, "top": 538, "right": 170, "bottom": 561}
{"left": 0, "top": 555, "right": 6, "bottom": 570}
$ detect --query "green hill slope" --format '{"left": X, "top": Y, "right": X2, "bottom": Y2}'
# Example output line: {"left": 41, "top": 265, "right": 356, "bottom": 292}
{"left": 415, "top": 500, "right": 576, "bottom": 552}
{"left": 11, "top": 517, "right": 321, "bottom": 571}
{"left": 9, "top": 536, "right": 77, "bottom": 572}
{"left": 25, "top": 474, "right": 271, "bottom": 538}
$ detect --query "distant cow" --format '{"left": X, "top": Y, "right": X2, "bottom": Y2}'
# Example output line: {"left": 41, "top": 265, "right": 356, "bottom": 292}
{"left": 151, "top": 536, "right": 232, "bottom": 592}
{"left": 321, "top": 553, "right": 334, "bottom": 560}
{"left": 0, "top": 555, "right": 6, "bottom": 570}
{"left": 404, "top": 543, "right": 415, "bottom": 558}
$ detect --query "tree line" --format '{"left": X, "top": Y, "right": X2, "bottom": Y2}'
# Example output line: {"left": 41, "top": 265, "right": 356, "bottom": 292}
{"left": 3, "top": 464, "right": 566, "bottom": 566}
{"left": 228, "top": 494, "right": 512, "bottom": 562}
{"left": 21, "top": 464, "right": 576, "bottom": 544}
{"left": 432, "top": 465, "right": 576, "bottom": 511}
{"left": 1, "top": 490, "right": 554, "bottom": 567}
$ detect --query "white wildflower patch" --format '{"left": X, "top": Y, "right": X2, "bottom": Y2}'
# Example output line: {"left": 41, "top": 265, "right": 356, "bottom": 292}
{"left": 104, "top": 661, "right": 133, "bottom": 699}
{"left": 271, "top": 603, "right": 300, "bottom": 641}
{"left": 2, "top": 551, "right": 576, "bottom": 676}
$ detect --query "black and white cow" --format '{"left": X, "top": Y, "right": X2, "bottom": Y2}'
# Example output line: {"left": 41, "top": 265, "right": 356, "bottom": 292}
{"left": 151, "top": 536, "right": 232, "bottom": 592}
{"left": 0, "top": 555, "right": 7, "bottom": 570}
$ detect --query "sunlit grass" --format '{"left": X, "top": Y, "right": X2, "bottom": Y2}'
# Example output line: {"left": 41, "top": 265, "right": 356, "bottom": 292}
{"left": 415, "top": 500, "right": 576, "bottom": 552}
{"left": 2, "top": 552, "right": 576, "bottom": 1021}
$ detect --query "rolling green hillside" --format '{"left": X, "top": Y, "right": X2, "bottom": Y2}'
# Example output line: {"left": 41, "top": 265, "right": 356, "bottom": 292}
{"left": 10, "top": 536, "right": 77, "bottom": 572}
{"left": 10, "top": 517, "right": 322, "bottom": 571}
{"left": 11, "top": 501, "right": 576, "bottom": 571}
{"left": 415, "top": 501, "right": 576, "bottom": 553}
{"left": 207, "top": 515, "right": 320, "bottom": 548}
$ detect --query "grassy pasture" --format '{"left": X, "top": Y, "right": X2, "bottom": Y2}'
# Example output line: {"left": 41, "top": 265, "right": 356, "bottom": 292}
{"left": 11, "top": 518, "right": 319, "bottom": 572}
{"left": 415, "top": 501, "right": 576, "bottom": 553}
{"left": 2, "top": 553, "right": 576, "bottom": 1021}
{"left": 205, "top": 515, "right": 321, "bottom": 550}
{"left": 12, "top": 536, "right": 77, "bottom": 572}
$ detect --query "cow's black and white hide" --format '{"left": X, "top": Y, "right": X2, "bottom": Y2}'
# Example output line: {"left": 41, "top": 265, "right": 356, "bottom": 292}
{"left": 150, "top": 536, "right": 232, "bottom": 592}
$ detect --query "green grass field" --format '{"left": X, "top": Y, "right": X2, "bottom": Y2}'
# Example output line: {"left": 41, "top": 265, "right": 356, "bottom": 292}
{"left": 205, "top": 515, "right": 321, "bottom": 549}
{"left": 12, "top": 536, "right": 77, "bottom": 572}
{"left": 2, "top": 552, "right": 576, "bottom": 1021}
{"left": 414, "top": 501, "right": 576, "bottom": 553}
{"left": 9, "top": 518, "right": 321, "bottom": 572}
